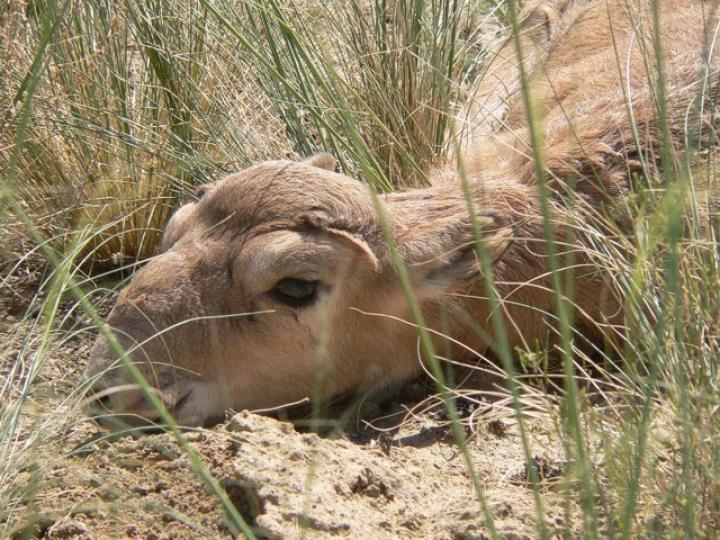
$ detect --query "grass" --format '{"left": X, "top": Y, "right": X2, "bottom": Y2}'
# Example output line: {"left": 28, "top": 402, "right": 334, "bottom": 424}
{"left": 1, "top": 0, "right": 719, "bottom": 538}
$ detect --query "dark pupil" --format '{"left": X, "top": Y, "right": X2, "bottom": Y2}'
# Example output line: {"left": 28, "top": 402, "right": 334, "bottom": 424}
{"left": 272, "top": 278, "right": 318, "bottom": 307}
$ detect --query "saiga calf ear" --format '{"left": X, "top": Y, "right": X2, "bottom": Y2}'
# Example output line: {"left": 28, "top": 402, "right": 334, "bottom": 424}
{"left": 398, "top": 210, "right": 513, "bottom": 295}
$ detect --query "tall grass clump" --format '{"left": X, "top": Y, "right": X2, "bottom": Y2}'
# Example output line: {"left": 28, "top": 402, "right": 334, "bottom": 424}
{"left": 2, "top": 0, "right": 295, "bottom": 269}
{"left": 203, "top": 0, "right": 501, "bottom": 189}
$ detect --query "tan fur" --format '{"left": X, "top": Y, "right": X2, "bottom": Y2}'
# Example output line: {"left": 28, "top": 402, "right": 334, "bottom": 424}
{"left": 87, "top": 0, "right": 719, "bottom": 425}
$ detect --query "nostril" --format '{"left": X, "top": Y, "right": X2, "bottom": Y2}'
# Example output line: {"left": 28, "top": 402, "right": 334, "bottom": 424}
{"left": 96, "top": 394, "right": 111, "bottom": 408}
{"left": 87, "top": 375, "right": 121, "bottom": 410}
{"left": 86, "top": 387, "right": 113, "bottom": 412}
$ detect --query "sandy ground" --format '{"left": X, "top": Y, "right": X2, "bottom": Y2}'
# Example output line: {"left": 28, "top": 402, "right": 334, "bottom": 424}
{"left": 6, "top": 407, "right": 573, "bottom": 539}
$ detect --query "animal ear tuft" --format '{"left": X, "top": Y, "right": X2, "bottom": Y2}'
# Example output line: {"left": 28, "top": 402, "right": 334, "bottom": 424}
{"left": 303, "top": 153, "right": 337, "bottom": 172}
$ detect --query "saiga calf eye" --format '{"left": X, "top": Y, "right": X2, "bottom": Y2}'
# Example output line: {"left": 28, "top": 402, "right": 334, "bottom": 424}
{"left": 271, "top": 278, "right": 319, "bottom": 307}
